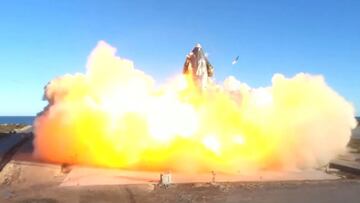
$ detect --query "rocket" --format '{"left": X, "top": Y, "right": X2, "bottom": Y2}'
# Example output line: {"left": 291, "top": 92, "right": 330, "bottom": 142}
{"left": 183, "top": 43, "right": 214, "bottom": 90}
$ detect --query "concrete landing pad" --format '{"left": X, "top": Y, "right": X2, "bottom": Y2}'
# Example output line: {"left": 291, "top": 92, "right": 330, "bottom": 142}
{"left": 60, "top": 166, "right": 339, "bottom": 187}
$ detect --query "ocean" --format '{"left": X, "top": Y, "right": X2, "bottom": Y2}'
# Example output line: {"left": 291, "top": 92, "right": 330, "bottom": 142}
{"left": 0, "top": 116, "right": 35, "bottom": 125}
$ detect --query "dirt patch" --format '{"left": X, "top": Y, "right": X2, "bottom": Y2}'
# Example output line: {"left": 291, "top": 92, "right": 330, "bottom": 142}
{"left": 0, "top": 162, "right": 66, "bottom": 189}
{"left": 16, "top": 198, "right": 59, "bottom": 203}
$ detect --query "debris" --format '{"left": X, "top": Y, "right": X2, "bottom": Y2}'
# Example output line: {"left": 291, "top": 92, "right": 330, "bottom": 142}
{"left": 232, "top": 56, "right": 239, "bottom": 65}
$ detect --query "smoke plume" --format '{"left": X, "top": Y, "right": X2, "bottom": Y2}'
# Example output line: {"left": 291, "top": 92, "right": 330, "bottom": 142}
{"left": 34, "top": 41, "right": 357, "bottom": 173}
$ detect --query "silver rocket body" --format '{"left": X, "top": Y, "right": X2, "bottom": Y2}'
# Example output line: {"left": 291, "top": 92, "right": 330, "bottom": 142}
{"left": 183, "top": 44, "right": 214, "bottom": 91}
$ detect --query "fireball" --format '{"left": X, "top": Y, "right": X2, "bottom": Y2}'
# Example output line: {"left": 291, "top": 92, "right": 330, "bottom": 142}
{"left": 33, "top": 41, "right": 356, "bottom": 173}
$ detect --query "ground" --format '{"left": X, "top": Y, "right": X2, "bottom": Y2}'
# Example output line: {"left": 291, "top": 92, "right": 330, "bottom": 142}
{"left": 0, "top": 123, "right": 360, "bottom": 203}
{"left": 1, "top": 180, "right": 360, "bottom": 203}
{"left": 0, "top": 124, "right": 26, "bottom": 134}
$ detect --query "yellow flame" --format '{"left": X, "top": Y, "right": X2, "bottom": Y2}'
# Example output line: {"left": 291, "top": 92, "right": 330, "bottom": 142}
{"left": 33, "top": 41, "right": 357, "bottom": 173}
{"left": 203, "top": 135, "right": 221, "bottom": 155}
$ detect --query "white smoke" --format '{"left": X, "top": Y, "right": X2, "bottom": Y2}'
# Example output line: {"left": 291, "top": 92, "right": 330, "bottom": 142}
{"left": 33, "top": 41, "right": 357, "bottom": 172}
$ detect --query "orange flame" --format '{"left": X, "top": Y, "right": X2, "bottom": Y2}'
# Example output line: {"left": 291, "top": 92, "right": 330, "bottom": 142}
{"left": 33, "top": 41, "right": 357, "bottom": 173}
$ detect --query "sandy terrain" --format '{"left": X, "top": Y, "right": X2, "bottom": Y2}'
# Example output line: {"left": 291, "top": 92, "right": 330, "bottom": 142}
{"left": 1, "top": 177, "right": 360, "bottom": 203}
{"left": 0, "top": 159, "right": 358, "bottom": 203}
{"left": 0, "top": 123, "right": 359, "bottom": 202}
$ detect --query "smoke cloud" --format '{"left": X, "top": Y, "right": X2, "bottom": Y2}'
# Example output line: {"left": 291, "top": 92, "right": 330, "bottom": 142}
{"left": 33, "top": 41, "right": 357, "bottom": 173}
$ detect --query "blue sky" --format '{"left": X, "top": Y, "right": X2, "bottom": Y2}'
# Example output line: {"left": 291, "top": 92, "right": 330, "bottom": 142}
{"left": 0, "top": 0, "right": 359, "bottom": 116}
